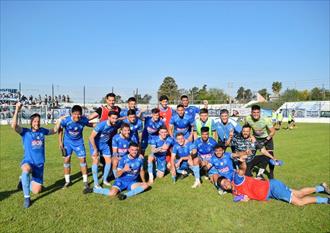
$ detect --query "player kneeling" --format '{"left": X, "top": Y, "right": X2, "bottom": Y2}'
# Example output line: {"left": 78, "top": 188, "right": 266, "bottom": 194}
{"left": 93, "top": 142, "right": 149, "bottom": 200}
{"left": 147, "top": 126, "right": 174, "bottom": 184}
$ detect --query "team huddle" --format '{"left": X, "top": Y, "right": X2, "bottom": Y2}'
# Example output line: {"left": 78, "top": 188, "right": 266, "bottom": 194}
{"left": 12, "top": 93, "right": 330, "bottom": 208}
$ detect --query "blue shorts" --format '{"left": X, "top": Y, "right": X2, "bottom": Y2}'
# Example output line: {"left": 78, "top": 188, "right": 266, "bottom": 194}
{"left": 20, "top": 161, "right": 44, "bottom": 184}
{"left": 199, "top": 154, "right": 212, "bottom": 162}
{"left": 267, "top": 179, "right": 292, "bottom": 203}
{"left": 89, "top": 142, "right": 111, "bottom": 157}
{"left": 63, "top": 141, "right": 86, "bottom": 158}
{"left": 208, "top": 167, "right": 218, "bottom": 176}
{"left": 175, "top": 159, "right": 189, "bottom": 171}
{"left": 113, "top": 178, "right": 137, "bottom": 192}
{"left": 152, "top": 155, "right": 166, "bottom": 173}
{"left": 208, "top": 168, "right": 233, "bottom": 181}
{"left": 141, "top": 134, "right": 155, "bottom": 150}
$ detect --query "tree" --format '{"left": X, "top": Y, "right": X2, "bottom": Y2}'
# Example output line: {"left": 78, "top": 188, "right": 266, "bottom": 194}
{"left": 136, "top": 94, "right": 152, "bottom": 104}
{"left": 272, "top": 81, "right": 282, "bottom": 94}
{"left": 258, "top": 88, "right": 270, "bottom": 100}
{"left": 158, "top": 76, "right": 180, "bottom": 103}
{"left": 244, "top": 89, "right": 253, "bottom": 102}
{"left": 310, "top": 87, "right": 323, "bottom": 100}
{"left": 236, "top": 87, "right": 245, "bottom": 101}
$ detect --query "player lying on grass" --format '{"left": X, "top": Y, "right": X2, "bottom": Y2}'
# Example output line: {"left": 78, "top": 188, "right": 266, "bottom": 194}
{"left": 12, "top": 102, "right": 60, "bottom": 208}
{"left": 58, "top": 105, "right": 94, "bottom": 194}
{"left": 89, "top": 111, "right": 120, "bottom": 188}
{"left": 147, "top": 126, "right": 174, "bottom": 184}
{"left": 93, "top": 142, "right": 149, "bottom": 200}
{"left": 217, "top": 157, "right": 330, "bottom": 205}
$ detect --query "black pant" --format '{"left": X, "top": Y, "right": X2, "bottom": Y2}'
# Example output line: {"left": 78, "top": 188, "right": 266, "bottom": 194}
{"left": 256, "top": 137, "right": 275, "bottom": 179}
{"left": 245, "top": 155, "right": 269, "bottom": 177}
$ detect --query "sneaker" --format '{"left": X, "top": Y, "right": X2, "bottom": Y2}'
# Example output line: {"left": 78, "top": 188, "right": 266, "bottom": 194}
{"left": 17, "top": 179, "right": 22, "bottom": 191}
{"left": 94, "top": 184, "right": 102, "bottom": 189}
{"left": 62, "top": 182, "right": 71, "bottom": 189}
{"left": 270, "top": 159, "right": 284, "bottom": 166}
{"left": 102, "top": 180, "right": 111, "bottom": 187}
{"left": 118, "top": 193, "right": 127, "bottom": 200}
{"left": 204, "top": 176, "right": 209, "bottom": 180}
{"left": 83, "top": 182, "right": 92, "bottom": 194}
{"left": 181, "top": 170, "right": 188, "bottom": 175}
{"left": 191, "top": 181, "right": 201, "bottom": 189}
{"left": 320, "top": 183, "right": 330, "bottom": 195}
{"left": 23, "top": 197, "right": 31, "bottom": 208}
{"left": 218, "top": 189, "right": 227, "bottom": 195}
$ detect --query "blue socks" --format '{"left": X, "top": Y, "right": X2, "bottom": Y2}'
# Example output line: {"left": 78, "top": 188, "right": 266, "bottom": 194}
{"left": 93, "top": 187, "right": 110, "bottom": 196}
{"left": 113, "top": 169, "right": 118, "bottom": 178}
{"left": 147, "top": 162, "right": 153, "bottom": 175}
{"left": 315, "top": 185, "right": 325, "bottom": 193}
{"left": 126, "top": 186, "right": 144, "bottom": 198}
{"left": 316, "top": 196, "right": 328, "bottom": 204}
{"left": 103, "top": 163, "right": 111, "bottom": 182}
{"left": 21, "top": 171, "right": 30, "bottom": 198}
{"left": 92, "top": 164, "right": 98, "bottom": 185}
{"left": 191, "top": 165, "right": 200, "bottom": 181}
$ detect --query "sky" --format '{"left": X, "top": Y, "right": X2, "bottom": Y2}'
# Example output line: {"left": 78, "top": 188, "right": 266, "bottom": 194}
{"left": 1, "top": 1, "right": 329, "bottom": 103}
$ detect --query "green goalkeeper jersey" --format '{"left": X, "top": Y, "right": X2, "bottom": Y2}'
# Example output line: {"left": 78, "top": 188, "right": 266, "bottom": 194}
{"left": 245, "top": 115, "right": 273, "bottom": 139}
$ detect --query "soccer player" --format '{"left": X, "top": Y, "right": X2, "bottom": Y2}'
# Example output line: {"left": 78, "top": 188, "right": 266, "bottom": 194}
{"left": 123, "top": 109, "right": 143, "bottom": 144}
{"left": 193, "top": 127, "right": 217, "bottom": 179}
{"left": 287, "top": 110, "right": 296, "bottom": 130}
{"left": 158, "top": 95, "right": 173, "bottom": 130}
{"left": 217, "top": 158, "right": 330, "bottom": 205}
{"left": 119, "top": 97, "right": 142, "bottom": 120}
{"left": 171, "top": 133, "right": 200, "bottom": 188}
{"left": 245, "top": 105, "right": 276, "bottom": 178}
{"left": 214, "top": 109, "right": 242, "bottom": 149}
{"left": 140, "top": 108, "right": 165, "bottom": 155}
{"left": 93, "top": 142, "right": 149, "bottom": 200}
{"left": 193, "top": 108, "right": 216, "bottom": 140}
{"left": 88, "top": 93, "right": 121, "bottom": 121}
{"left": 180, "top": 95, "right": 200, "bottom": 118}
{"left": 89, "top": 111, "right": 120, "bottom": 187}
{"left": 169, "top": 104, "right": 194, "bottom": 142}
{"left": 231, "top": 124, "right": 278, "bottom": 178}
{"left": 12, "top": 102, "right": 60, "bottom": 208}
{"left": 59, "top": 105, "right": 93, "bottom": 193}
{"left": 276, "top": 109, "right": 283, "bottom": 129}
{"left": 147, "top": 126, "right": 174, "bottom": 184}
{"left": 112, "top": 123, "right": 132, "bottom": 178}
{"left": 271, "top": 110, "right": 277, "bottom": 126}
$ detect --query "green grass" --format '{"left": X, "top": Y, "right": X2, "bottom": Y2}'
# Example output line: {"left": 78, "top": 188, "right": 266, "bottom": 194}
{"left": 0, "top": 124, "right": 329, "bottom": 233}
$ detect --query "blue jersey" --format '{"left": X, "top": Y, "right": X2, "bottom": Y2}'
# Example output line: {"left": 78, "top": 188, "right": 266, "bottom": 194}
{"left": 117, "top": 154, "right": 143, "bottom": 182}
{"left": 61, "top": 116, "right": 89, "bottom": 145}
{"left": 93, "top": 121, "right": 120, "bottom": 146}
{"left": 209, "top": 152, "right": 234, "bottom": 180}
{"left": 214, "top": 118, "right": 242, "bottom": 142}
{"left": 120, "top": 107, "right": 141, "bottom": 118}
{"left": 20, "top": 127, "right": 50, "bottom": 165}
{"left": 172, "top": 141, "right": 196, "bottom": 159}
{"left": 112, "top": 134, "right": 131, "bottom": 157}
{"left": 143, "top": 116, "right": 165, "bottom": 136}
{"left": 170, "top": 114, "right": 194, "bottom": 138}
{"left": 185, "top": 105, "right": 200, "bottom": 118}
{"left": 194, "top": 137, "right": 217, "bottom": 162}
{"left": 123, "top": 118, "right": 143, "bottom": 143}
{"left": 150, "top": 135, "right": 175, "bottom": 158}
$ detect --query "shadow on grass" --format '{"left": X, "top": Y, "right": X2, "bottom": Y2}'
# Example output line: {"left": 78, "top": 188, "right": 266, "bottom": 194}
{"left": 0, "top": 189, "right": 20, "bottom": 202}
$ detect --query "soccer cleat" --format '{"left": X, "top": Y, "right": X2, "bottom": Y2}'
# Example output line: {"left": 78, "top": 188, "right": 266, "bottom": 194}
{"left": 118, "top": 193, "right": 127, "bottom": 200}
{"left": 93, "top": 184, "right": 102, "bottom": 190}
{"left": 270, "top": 159, "right": 284, "bottom": 166}
{"left": 102, "top": 180, "right": 111, "bottom": 187}
{"left": 218, "top": 189, "right": 227, "bottom": 195}
{"left": 62, "top": 182, "right": 71, "bottom": 189}
{"left": 204, "top": 176, "right": 209, "bottom": 180}
{"left": 191, "top": 181, "right": 201, "bottom": 189}
{"left": 23, "top": 197, "right": 31, "bottom": 208}
{"left": 83, "top": 182, "right": 93, "bottom": 194}
{"left": 17, "top": 179, "right": 22, "bottom": 191}
{"left": 320, "top": 183, "right": 330, "bottom": 195}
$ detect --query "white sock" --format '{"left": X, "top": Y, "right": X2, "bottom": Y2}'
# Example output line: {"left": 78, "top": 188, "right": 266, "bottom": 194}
{"left": 64, "top": 174, "right": 70, "bottom": 183}
{"left": 257, "top": 168, "right": 265, "bottom": 176}
{"left": 82, "top": 174, "right": 88, "bottom": 183}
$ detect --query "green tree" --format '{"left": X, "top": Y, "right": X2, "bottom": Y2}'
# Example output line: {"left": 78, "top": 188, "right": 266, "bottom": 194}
{"left": 310, "top": 87, "right": 323, "bottom": 100}
{"left": 272, "top": 81, "right": 282, "bottom": 94}
{"left": 136, "top": 94, "right": 152, "bottom": 104}
{"left": 236, "top": 86, "right": 245, "bottom": 102}
{"left": 258, "top": 88, "right": 270, "bottom": 100}
{"left": 244, "top": 89, "right": 253, "bottom": 102}
{"left": 158, "top": 76, "right": 180, "bottom": 103}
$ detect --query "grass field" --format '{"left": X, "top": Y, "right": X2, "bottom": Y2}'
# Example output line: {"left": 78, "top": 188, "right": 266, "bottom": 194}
{"left": 0, "top": 123, "right": 329, "bottom": 233}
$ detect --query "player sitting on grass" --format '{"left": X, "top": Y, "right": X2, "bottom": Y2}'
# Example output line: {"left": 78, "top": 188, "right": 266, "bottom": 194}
{"left": 89, "top": 111, "right": 120, "bottom": 188}
{"left": 58, "top": 105, "right": 94, "bottom": 194}
{"left": 171, "top": 133, "right": 200, "bottom": 188}
{"left": 12, "top": 102, "right": 60, "bottom": 208}
{"left": 147, "top": 126, "right": 174, "bottom": 184}
{"left": 217, "top": 157, "right": 330, "bottom": 205}
{"left": 93, "top": 142, "right": 149, "bottom": 200}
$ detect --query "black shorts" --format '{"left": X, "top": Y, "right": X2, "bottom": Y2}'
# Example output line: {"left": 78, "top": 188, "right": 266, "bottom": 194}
{"left": 288, "top": 120, "right": 295, "bottom": 124}
{"left": 256, "top": 137, "right": 274, "bottom": 151}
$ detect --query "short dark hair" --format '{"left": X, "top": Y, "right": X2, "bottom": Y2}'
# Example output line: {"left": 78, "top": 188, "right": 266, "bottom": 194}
{"left": 176, "top": 104, "right": 184, "bottom": 109}
{"left": 176, "top": 132, "right": 184, "bottom": 138}
{"left": 200, "top": 108, "right": 208, "bottom": 114}
{"left": 214, "top": 143, "right": 226, "bottom": 150}
{"left": 251, "top": 105, "right": 260, "bottom": 111}
{"left": 220, "top": 109, "right": 229, "bottom": 115}
{"left": 129, "top": 141, "right": 139, "bottom": 148}
{"left": 242, "top": 124, "right": 251, "bottom": 130}
{"left": 106, "top": 93, "right": 116, "bottom": 99}
{"left": 217, "top": 176, "right": 228, "bottom": 190}
{"left": 159, "top": 126, "right": 168, "bottom": 131}
{"left": 30, "top": 113, "right": 41, "bottom": 122}
{"left": 151, "top": 108, "right": 160, "bottom": 114}
{"left": 201, "top": 126, "right": 209, "bottom": 133}
{"left": 127, "top": 97, "right": 136, "bottom": 103}
{"left": 127, "top": 109, "right": 136, "bottom": 116}
{"left": 159, "top": 95, "right": 169, "bottom": 101}
{"left": 121, "top": 123, "right": 130, "bottom": 129}
{"left": 180, "top": 95, "right": 188, "bottom": 100}
{"left": 71, "top": 105, "right": 82, "bottom": 114}
{"left": 108, "top": 111, "right": 119, "bottom": 117}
